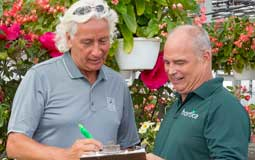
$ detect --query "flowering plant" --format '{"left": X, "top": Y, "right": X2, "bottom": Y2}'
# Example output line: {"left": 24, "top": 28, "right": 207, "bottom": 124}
{"left": 227, "top": 85, "right": 255, "bottom": 135}
{"left": 138, "top": 121, "right": 160, "bottom": 152}
{"left": 129, "top": 78, "right": 175, "bottom": 152}
{"left": 106, "top": 0, "right": 200, "bottom": 53}
{"left": 205, "top": 16, "right": 255, "bottom": 74}
{"left": 0, "top": 0, "right": 68, "bottom": 155}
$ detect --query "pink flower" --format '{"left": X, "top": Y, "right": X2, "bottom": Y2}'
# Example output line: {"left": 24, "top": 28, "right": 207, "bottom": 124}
{"left": 200, "top": 6, "right": 206, "bottom": 14}
{"left": 49, "top": 51, "right": 63, "bottom": 58}
{"left": 111, "top": 0, "right": 119, "bottom": 5}
{"left": 215, "top": 42, "right": 223, "bottom": 48}
{"left": 244, "top": 106, "right": 250, "bottom": 113}
{"left": 172, "top": 4, "right": 177, "bottom": 10}
{"left": 0, "top": 25, "right": 8, "bottom": 39}
{"left": 140, "top": 52, "right": 168, "bottom": 89}
{"left": 144, "top": 104, "right": 155, "bottom": 112}
{"left": 0, "top": 24, "right": 21, "bottom": 40}
{"left": 246, "top": 24, "right": 254, "bottom": 36}
{"left": 177, "top": 3, "right": 183, "bottom": 10}
{"left": 39, "top": 32, "right": 56, "bottom": 51}
{"left": 6, "top": 24, "right": 21, "bottom": 40}
{"left": 39, "top": 32, "right": 63, "bottom": 57}
{"left": 239, "top": 34, "right": 249, "bottom": 42}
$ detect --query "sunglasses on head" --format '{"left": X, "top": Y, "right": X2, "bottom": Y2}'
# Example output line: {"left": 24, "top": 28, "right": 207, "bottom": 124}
{"left": 73, "top": 5, "right": 106, "bottom": 15}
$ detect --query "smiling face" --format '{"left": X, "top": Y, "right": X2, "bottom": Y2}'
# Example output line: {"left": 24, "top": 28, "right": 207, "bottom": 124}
{"left": 163, "top": 26, "right": 212, "bottom": 99}
{"left": 66, "top": 18, "right": 110, "bottom": 78}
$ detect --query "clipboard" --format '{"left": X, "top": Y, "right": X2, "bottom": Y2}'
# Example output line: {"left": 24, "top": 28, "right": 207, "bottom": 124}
{"left": 80, "top": 145, "right": 146, "bottom": 160}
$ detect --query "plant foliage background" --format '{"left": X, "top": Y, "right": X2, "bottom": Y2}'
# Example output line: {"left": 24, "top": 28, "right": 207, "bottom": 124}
{"left": 0, "top": 0, "right": 201, "bottom": 156}
{"left": 0, "top": 0, "right": 74, "bottom": 155}
{"left": 2, "top": 0, "right": 254, "bottom": 158}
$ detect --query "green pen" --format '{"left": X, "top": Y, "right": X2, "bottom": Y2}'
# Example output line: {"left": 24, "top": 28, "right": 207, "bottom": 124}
{"left": 78, "top": 123, "right": 93, "bottom": 139}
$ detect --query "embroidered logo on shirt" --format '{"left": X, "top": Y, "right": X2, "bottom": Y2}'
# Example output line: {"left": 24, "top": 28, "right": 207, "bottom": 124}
{"left": 181, "top": 109, "right": 199, "bottom": 119}
{"left": 106, "top": 97, "right": 116, "bottom": 112}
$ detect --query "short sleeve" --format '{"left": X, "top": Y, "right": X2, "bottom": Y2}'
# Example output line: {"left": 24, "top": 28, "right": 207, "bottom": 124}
{"left": 117, "top": 84, "right": 140, "bottom": 148}
{"left": 204, "top": 101, "right": 250, "bottom": 160}
{"left": 8, "top": 69, "right": 46, "bottom": 137}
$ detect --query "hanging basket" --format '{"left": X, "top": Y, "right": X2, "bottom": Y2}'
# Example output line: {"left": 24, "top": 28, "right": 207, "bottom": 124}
{"left": 115, "top": 38, "right": 160, "bottom": 70}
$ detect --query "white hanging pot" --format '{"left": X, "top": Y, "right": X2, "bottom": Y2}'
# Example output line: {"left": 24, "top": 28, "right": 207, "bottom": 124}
{"left": 233, "top": 67, "right": 255, "bottom": 80}
{"left": 115, "top": 37, "right": 160, "bottom": 70}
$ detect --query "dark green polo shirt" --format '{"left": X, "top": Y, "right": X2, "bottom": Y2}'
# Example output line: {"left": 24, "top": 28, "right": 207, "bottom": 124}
{"left": 154, "top": 78, "right": 250, "bottom": 160}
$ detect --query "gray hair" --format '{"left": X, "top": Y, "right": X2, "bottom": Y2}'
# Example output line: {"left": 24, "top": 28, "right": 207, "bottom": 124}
{"left": 55, "top": 0, "right": 118, "bottom": 52}
{"left": 169, "top": 25, "right": 211, "bottom": 56}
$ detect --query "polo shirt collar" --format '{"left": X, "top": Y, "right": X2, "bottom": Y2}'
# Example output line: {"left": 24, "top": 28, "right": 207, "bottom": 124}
{"left": 193, "top": 77, "right": 223, "bottom": 99}
{"left": 174, "top": 77, "right": 223, "bottom": 102}
{"left": 62, "top": 52, "right": 107, "bottom": 80}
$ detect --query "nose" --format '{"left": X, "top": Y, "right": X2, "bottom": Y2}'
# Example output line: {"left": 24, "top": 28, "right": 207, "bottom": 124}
{"left": 166, "top": 65, "right": 177, "bottom": 75}
{"left": 91, "top": 43, "right": 102, "bottom": 57}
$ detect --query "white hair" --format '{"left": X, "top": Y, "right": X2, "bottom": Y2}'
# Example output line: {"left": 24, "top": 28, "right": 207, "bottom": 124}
{"left": 55, "top": 0, "right": 118, "bottom": 52}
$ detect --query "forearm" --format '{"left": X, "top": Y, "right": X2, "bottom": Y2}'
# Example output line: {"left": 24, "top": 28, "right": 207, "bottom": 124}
{"left": 7, "top": 133, "right": 68, "bottom": 160}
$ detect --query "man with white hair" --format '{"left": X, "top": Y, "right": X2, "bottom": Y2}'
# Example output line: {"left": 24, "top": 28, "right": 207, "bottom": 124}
{"left": 6, "top": 0, "right": 139, "bottom": 159}
{"left": 146, "top": 25, "right": 250, "bottom": 160}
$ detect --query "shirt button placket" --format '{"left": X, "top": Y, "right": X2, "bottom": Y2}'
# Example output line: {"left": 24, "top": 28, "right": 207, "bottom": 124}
{"left": 89, "top": 88, "right": 96, "bottom": 112}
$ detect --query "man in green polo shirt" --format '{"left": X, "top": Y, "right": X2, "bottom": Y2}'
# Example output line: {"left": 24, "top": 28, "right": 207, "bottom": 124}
{"left": 146, "top": 25, "right": 250, "bottom": 160}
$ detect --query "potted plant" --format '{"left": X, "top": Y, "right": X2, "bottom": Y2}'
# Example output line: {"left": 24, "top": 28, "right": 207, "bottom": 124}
{"left": 106, "top": 0, "right": 200, "bottom": 70}
{"left": 205, "top": 16, "right": 255, "bottom": 77}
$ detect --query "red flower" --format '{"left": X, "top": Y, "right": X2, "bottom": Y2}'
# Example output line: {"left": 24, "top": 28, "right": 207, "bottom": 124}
{"left": 140, "top": 51, "right": 168, "bottom": 89}
{"left": 244, "top": 95, "right": 251, "bottom": 101}
{"left": 39, "top": 32, "right": 63, "bottom": 57}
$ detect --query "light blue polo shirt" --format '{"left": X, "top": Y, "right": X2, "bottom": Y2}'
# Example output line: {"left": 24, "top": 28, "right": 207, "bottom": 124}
{"left": 8, "top": 52, "right": 140, "bottom": 148}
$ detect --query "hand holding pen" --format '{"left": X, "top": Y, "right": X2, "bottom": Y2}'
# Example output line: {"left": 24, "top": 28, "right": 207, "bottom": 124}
{"left": 78, "top": 123, "right": 93, "bottom": 139}
{"left": 64, "top": 124, "right": 103, "bottom": 160}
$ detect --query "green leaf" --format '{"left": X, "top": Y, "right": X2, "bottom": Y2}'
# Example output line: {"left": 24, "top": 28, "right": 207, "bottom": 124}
{"left": 0, "top": 0, "right": 3, "bottom": 18}
{"left": 119, "top": 24, "right": 133, "bottom": 53}
{"left": 0, "top": 51, "right": 8, "bottom": 60}
{"left": 0, "top": 108, "right": 4, "bottom": 128}
{"left": 115, "top": 2, "right": 127, "bottom": 15}
{"left": 144, "top": 18, "right": 159, "bottom": 37}
{"left": 136, "top": 0, "right": 145, "bottom": 16}
{"left": 108, "top": 40, "right": 118, "bottom": 56}
{"left": 123, "top": 0, "right": 131, "bottom": 4}
{"left": 121, "top": 5, "right": 137, "bottom": 33}
{"left": 166, "top": 21, "right": 176, "bottom": 33}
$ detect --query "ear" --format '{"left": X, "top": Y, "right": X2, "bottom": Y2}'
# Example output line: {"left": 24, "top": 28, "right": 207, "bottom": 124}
{"left": 202, "top": 50, "right": 211, "bottom": 62}
{"left": 66, "top": 33, "right": 72, "bottom": 48}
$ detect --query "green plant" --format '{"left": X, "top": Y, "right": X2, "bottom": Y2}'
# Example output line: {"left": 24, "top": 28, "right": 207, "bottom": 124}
{"left": 205, "top": 16, "right": 255, "bottom": 74}
{"left": 138, "top": 121, "right": 160, "bottom": 152}
{"left": 106, "top": 0, "right": 200, "bottom": 53}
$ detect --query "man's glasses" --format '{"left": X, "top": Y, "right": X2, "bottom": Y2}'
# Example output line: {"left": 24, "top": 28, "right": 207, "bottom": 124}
{"left": 73, "top": 5, "right": 106, "bottom": 15}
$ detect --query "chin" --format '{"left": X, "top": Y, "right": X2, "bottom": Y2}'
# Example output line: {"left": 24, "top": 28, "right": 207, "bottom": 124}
{"left": 90, "top": 65, "right": 103, "bottom": 71}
